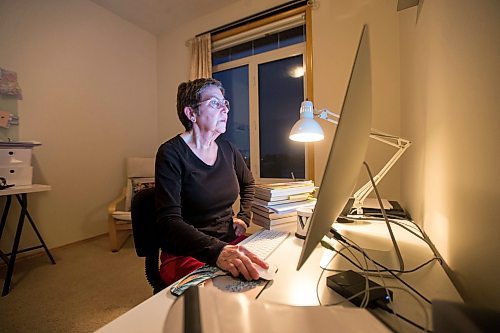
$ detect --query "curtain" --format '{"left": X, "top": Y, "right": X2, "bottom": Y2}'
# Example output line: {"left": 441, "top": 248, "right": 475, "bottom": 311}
{"left": 189, "top": 33, "right": 212, "bottom": 80}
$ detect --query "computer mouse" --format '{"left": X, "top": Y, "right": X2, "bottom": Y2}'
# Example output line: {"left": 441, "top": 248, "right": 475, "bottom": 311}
{"left": 254, "top": 263, "right": 278, "bottom": 280}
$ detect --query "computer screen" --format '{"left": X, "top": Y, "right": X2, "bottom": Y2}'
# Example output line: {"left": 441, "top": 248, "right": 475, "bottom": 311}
{"left": 297, "top": 25, "right": 372, "bottom": 270}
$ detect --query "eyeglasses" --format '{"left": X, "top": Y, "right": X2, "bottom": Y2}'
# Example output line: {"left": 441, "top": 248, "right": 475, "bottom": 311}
{"left": 194, "top": 97, "right": 230, "bottom": 111}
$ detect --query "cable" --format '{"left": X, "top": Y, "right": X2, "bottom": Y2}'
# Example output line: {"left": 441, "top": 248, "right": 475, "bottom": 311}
{"left": 323, "top": 242, "right": 393, "bottom": 308}
{"left": 316, "top": 244, "right": 350, "bottom": 305}
{"left": 319, "top": 244, "right": 391, "bottom": 310}
{"left": 339, "top": 236, "right": 432, "bottom": 304}
{"left": 318, "top": 242, "right": 430, "bottom": 331}
{"left": 374, "top": 300, "right": 432, "bottom": 332}
{"left": 321, "top": 238, "right": 433, "bottom": 305}
{"left": 367, "top": 310, "right": 400, "bottom": 333}
{"left": 323, "top": 285, "right": 430, "bottom": 332}
{"left": 315, "top": 259, "right": 327, "bottom": 306}
{"left": 338, "top": 215, "right": 428, "bottom": 243}
{"left": 341, "top": 232, "right": 441, "bottom": 273}
{"left": 344, "top": 200, "right": 447, "bottom": 267}
{"left": 323, "top": 285, "right": 386, "bottom": 307}
{"left": 385, "top": 219, "right": 426, "bottom": 242}
{"left": 344, "top": 245, "right": 371, "bottom": 308}
{"left": 368, "top": 252, "right": 407, "bottom": 332}
{"left": 362, "top": 161, "right": 405, "bottom": 274}
{"left": 362, "top": 212, "right": 409, "bottom": 220}
{"left": 322, "top": 244, "right": 373, "bottom": 307}
{"left": 326, "top": 232, "right": 440, "bottom": 274}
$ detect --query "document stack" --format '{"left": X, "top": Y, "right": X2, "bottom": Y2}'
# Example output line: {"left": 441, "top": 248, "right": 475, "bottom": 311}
{"left": 252, "top": 180, "right": 316, "bottom": 229}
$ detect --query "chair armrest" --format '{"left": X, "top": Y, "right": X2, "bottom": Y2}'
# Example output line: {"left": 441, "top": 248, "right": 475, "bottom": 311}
{"left": 108, "top": 187, "right": 127, "bottom": 215}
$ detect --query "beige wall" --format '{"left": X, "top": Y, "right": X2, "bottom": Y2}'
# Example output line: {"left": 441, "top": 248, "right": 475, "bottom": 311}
{"left": 312, "top": 0, "right": 401, "bottom": 198}
{"left": 399, "top": 1, "right": 500, "bottom": 310}
{"left": 0, "top": 0, "right": 158, "bottom": 249}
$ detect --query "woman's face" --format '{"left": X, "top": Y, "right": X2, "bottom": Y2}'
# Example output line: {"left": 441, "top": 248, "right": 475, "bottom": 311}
{"left": 194, "top": 85, "right": 229, "bottom": 135}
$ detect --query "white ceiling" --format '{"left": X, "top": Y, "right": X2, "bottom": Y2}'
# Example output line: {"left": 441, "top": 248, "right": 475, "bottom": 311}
{"left": 90, "top": 0, "right": 239, "bottom": 35}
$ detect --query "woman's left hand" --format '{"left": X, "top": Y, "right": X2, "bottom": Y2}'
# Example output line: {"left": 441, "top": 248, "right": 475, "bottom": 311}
{"left": 233, "top": 218, "right": 247, "bottom": 236}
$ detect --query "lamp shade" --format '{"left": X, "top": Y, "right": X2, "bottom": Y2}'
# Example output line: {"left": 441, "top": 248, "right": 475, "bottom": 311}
{"left": 289, "top": 101, "right": 325, "bottom": 142}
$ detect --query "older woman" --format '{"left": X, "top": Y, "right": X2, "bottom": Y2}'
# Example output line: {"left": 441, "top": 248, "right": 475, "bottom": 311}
{"left": 155, "top": 78, "right": 267, "bottom": 285}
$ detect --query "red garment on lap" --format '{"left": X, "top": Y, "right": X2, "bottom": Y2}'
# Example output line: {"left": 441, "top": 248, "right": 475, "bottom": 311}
{"left": 159, "top": 234, "right": 248, "bottom": 286}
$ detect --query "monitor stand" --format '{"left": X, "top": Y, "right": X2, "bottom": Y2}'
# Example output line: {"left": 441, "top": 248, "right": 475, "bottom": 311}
{"left": 321, "top": 162, "right": 405, "bottom": 278}
{"left": 320, "top": 226, "right": 399, "bottom": 275}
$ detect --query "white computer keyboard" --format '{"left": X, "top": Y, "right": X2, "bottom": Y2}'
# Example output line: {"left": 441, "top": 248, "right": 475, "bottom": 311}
{"left": 239, "top": 229, "right": 289, "bottom": 259}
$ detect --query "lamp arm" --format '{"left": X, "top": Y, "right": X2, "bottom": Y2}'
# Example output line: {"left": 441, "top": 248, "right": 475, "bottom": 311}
{"left": 315, "top": 109, "right": 339, "bottom": 125}
{"left": 352, "top": 132, "right": 411, "bottom": 213}
{"left": 308, "top": 106, "right": 412, "bottom": 213}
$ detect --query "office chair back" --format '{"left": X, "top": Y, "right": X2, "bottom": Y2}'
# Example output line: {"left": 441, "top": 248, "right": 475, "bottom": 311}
{"left": 131, "top": 187, "right": 166, "bottom": 294}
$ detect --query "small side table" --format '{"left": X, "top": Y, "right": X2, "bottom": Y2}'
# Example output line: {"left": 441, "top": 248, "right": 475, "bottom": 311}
{"left": 0, "top": 184, "right": 54, "bottom": 296}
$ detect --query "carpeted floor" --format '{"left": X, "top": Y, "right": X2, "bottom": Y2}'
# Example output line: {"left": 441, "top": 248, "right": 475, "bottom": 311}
{"left": 0, "top": 235, "right": 152, "bottom": 333}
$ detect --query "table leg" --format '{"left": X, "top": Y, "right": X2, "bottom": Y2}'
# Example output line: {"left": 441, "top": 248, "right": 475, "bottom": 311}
{"left": 0, "top": 195, "right": 12, "bottom": 264}
{"left": 2, "top": 194, "right": 27, "bottom": 296}
{"left": 16, "top": 194, "right": 56, "bottom": 264}
{"left": 0, "top": 195, "right": 12, "bottom": 239}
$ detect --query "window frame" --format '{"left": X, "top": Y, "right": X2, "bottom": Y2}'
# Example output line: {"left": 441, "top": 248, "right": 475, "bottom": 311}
{"left": 213, "top": 43, "right": 307, "bottom": 183}
{"left": 211, "top": 5, "right": 315, "bottom": 181}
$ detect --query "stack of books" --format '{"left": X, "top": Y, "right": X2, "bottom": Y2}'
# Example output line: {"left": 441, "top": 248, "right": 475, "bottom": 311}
{"left": 252, "top": 180, "right": 316, "bottom": 229}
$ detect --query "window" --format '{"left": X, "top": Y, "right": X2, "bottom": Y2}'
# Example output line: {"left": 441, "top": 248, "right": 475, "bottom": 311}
{"left": 258, "top": 53, "right": 305, "bottom": 179}
{"left": 212, "top": 12, "right": 311, "bottom": 183}
{"left": 212, "top": 24, "right": 306, "bottom": 65}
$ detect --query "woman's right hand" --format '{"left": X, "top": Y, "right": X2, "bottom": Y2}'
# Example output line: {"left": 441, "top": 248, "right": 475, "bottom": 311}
{"left": 216, "top": 245, "right": 268, "bottom": 281}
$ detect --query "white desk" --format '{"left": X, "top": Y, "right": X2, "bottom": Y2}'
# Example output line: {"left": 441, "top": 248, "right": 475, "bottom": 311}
{"left": 96, "top": 220, "right": 462, "bottom": 332}
{"left": 0, "top": 184, "right": 53, "bottom": 295}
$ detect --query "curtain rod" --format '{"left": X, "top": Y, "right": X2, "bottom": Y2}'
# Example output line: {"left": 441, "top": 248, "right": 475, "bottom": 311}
{"left": 196, "top": 0, "right": 308, "bottom": 38}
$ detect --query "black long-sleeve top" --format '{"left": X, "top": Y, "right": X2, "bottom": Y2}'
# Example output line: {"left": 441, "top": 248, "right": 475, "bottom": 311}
{"left": 155, "top": 135, "right": 255, "bottom": 266}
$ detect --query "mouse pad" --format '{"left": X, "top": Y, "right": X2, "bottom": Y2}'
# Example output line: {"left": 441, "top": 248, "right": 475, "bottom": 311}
{"left": 203, "top": 275, "right": 270, "bottom": 300}
{"left": 170, "top": 264, "right": 271, "bottom": 299}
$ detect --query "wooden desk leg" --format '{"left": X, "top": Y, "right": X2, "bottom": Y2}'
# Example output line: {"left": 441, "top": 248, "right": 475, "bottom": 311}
{"left": 0, "top": 195, "right": 12, "bottom": 264}
{"left": 16, "top": 194, "right": 56, "bottom": 264}
{"left": 2, "top": 194, "right": 27, "bottom": 296}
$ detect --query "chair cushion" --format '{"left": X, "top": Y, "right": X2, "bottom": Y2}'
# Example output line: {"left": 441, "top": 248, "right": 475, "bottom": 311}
{"left": 124, "top": 177, "right": 155, "bottom": 211}
{"left": 112, "top": 211, "right": 132, "bottom": 221}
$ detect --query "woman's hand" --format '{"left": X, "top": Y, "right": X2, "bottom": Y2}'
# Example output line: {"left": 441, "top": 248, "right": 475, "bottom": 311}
{"left": 216, "top": 245, "right": 268, "bottom": 280}
{"left": 233, "top": 218, "right": 247, "bottom": 236}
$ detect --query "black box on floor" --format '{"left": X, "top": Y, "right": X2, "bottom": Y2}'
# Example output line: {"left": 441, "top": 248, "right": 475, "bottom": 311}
{"left": 326, "top": 270, "right": 393, "bottom": 308}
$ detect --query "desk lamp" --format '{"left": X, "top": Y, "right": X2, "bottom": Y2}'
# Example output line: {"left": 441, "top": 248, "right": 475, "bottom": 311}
{"left": 289, "top": 100, "right": 411, "bottom": 214}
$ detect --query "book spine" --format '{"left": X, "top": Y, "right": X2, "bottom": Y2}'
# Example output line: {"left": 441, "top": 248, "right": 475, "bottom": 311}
{"left": 252, "top": 214, "right": 297, "bottom": 226}
{"left": 254, "top": 186, "right": 314, "bottom": 198}
{"left": 251, "top": 209, "right": 296, "bottom": 219}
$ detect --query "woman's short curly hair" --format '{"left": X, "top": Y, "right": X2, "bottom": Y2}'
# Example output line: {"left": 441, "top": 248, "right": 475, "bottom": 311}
{"left": 177, "top": 78, "right": 225, "bottom": 131}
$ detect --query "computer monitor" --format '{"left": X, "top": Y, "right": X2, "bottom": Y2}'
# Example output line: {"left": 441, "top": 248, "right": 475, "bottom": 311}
{"left": 297, "top": 25, "right": 372, "bottom": 270}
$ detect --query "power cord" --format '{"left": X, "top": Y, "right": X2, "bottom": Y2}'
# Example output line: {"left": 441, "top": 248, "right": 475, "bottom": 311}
{"left": 374, "top": 300, "right": 432, "bottom": 332}
{"left": 320, "top": 275, "right": 430, "bottom": 331}
{"left": 321, "top": 237, "right": 433, "bottom": 305}
{"left": 328, "top": 229, "right": 440, "bottom": 274}
{"left": 317, "top": 242, "right": 431, "bottom": 331}
{"left": 336, "top": 216, "right": 430, "bottom": 244}
{"left": 340, "top": 231, "right": 441, "bottom": 274}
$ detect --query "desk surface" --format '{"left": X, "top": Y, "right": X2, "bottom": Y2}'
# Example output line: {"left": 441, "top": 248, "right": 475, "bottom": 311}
{"left": 96, "top": 220, "right": 462, "bottom": 333}
{"left": 0, "top": 184, "right": 51, "bottom": 196}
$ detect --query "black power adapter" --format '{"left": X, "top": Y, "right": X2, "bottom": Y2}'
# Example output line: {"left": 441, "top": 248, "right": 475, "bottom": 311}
{"left": 326, "top": 270, "right": 393, "bottom": 308}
